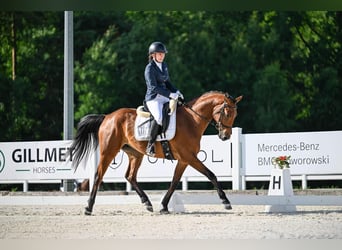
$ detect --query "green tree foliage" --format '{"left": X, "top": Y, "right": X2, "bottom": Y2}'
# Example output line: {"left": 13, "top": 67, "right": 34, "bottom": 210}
{"left": 0, "top": 12, "right": 64, "bottom": 140}
{"left": 253, "top": 62, "right": 294, "bottom": 132}
{"left": 1, "top": 11, "right": 342, "bottom": 141}
{"left": 288, "top": 12, "right": 342, "bottom": 131}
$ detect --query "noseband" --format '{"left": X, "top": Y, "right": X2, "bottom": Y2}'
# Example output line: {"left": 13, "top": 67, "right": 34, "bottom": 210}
{"left": 213, "top": 100, "right": 237, "bottom": 132}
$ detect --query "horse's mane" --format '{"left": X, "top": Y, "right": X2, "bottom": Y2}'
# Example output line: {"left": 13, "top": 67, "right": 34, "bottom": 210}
{"left": 186, "top": 90, "right": 227, "bottom": 107}
{"left": 203, "top": 90, "right": 228, "bottom": 97}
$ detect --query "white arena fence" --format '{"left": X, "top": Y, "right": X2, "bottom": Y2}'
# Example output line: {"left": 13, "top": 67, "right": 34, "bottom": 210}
{"left": 0, "top": 128, "right": 341, "bottom": 192}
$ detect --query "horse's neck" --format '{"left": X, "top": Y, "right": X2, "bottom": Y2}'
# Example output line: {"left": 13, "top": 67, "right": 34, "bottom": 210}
{"left": 187, "top": 96, "right": 216, "bottom": 129}
{"left": 191, "top": 94, "right": 219, "bottom": 116}
{"left": 191, "top": 100, "right": 214, "bottom": 117}
{"left": 182, "top": 93, "right": 226, "bottom": 137}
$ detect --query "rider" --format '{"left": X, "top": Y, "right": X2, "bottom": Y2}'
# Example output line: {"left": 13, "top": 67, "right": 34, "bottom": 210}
{"left": 144, "top": 41, "right": 184, "bottom": 157}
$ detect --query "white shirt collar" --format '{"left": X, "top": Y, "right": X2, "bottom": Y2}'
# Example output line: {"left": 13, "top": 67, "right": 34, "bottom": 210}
{"left": 154, "top": 60, "right": 163, "bottom": 71}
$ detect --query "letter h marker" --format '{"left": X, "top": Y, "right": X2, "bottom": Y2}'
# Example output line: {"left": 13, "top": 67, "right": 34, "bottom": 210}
{"left": 272, "top": 175, "right": 281, "bottom": 190}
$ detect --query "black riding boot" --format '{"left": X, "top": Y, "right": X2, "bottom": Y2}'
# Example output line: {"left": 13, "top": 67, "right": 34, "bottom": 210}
{"left": 146, "top": 120, "right": 160, "bottom": 157}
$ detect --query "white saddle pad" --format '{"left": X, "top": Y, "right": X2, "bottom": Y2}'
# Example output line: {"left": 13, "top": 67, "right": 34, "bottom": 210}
{"left": 134, "top": 108, "right": 177, "bottom": 141}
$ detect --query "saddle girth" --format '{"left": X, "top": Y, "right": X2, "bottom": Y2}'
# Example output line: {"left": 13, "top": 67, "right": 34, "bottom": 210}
{"left": 160, "top": 140, "right": 175, "bottom": 160}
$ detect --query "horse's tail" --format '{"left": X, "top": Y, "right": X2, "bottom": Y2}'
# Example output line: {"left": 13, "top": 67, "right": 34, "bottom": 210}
{"left": 70, "top": 114, "right": 105, "bottom": 171}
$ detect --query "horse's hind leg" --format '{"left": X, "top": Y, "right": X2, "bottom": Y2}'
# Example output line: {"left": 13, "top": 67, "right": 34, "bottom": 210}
{"left": 85, "top": 170, "right": 100, "bottom": 215}
{"left": 124, "top": 147, "right": 153, "bottom": 212}
{"left": 85, "top": 151, "right": 118, "bottom": 215}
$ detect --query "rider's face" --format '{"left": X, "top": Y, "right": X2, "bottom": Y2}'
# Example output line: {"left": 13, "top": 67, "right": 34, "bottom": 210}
{"left": 154, "top": 52, "right": 165, "bottom": 63}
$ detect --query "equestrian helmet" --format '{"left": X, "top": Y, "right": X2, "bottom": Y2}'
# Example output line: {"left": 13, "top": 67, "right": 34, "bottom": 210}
{"left": 148, "top": 41, "right": 168, "bottom": 54}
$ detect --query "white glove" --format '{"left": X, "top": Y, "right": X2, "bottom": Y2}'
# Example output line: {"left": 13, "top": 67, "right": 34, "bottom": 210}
{"left": 169, "top": 92, "right": 178, "bottom": 100}
{"left": 168, "top": 99, "right": 177, "bottom": 115}
{"left": 176, "top": 90, "right": 184, "bottom": 100}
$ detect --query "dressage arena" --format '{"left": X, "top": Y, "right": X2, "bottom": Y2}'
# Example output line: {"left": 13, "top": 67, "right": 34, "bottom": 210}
{"left": 1, "top": 190, "right": 342, "bottom": 240}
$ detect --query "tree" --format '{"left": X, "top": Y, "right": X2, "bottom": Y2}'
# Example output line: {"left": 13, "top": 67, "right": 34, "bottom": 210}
{"left": 1, "top": 11, "right": 342, "bottom": 141}
{"left": 288, "top": 11, "right": 342, "bottom": 131}
{"left": 253, "top": 63, "right": 294, "bottom": 132}
{"left": 0, "top": 12, "right": 64, "bottom": 141}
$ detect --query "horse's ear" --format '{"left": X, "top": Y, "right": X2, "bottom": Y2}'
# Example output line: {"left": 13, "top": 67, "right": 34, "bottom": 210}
{"left": 235, "top": 95, "right": 243, "bottom": 103}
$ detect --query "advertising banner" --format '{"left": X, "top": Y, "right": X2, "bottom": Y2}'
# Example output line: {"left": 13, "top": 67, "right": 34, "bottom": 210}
{"left": 103, "top": 134, "right": 232, "bottom": 180}
{"left": 0, "top": 135, "right": 232, "bottom": 181}
{"left": 0, "top": 140, "right": 88, "bottom": 180}
{"left": 242, "top": 130, "right": 342, "bottom": 175}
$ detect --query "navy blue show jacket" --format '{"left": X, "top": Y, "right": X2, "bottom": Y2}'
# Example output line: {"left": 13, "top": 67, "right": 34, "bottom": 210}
{"left": 144, "top": 60, "right": 178, "bottom": 101}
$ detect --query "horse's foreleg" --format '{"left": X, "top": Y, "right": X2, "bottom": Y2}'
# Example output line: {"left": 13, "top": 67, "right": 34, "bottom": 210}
{"left": 125, "top": 152, "right": 153, "bottom": 212}
{"left": 190, "top": 158, "right": 232, "bottom": 210}
{"left": 160, "top": 162, "right": 187, "bottom": 214}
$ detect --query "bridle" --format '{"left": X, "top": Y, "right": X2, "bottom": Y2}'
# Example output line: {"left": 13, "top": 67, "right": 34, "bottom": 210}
{"left": 213, "top": 100, "right": 237, "bottom": 131}
{"left": 181, "top": 94, "right": 237, "bottom": 133}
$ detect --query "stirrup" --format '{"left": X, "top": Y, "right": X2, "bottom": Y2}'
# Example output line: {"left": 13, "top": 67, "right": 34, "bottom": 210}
{"left": 146, "top": 143, "right": 155, "bottom": 157}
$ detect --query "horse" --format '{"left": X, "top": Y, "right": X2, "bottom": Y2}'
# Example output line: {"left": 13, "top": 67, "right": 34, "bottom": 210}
{"left": 70, "top": 91, "right": 243, "bottom": 215}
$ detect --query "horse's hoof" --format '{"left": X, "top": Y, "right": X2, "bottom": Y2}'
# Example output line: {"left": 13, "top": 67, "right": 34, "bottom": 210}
{"left": 145, "top": 205, "right": 154, "bottom": 212}
{"left": 84, "top": 207, "right": 92, "bottom": 215}
{"left": 143, "top": 201, "right": 153, "bottom": 212}
{"left": 224, "top": 203, "right": 232, "bottom": 210}
{"left": 160, "top": 208, "right": 170, "bottom": 214}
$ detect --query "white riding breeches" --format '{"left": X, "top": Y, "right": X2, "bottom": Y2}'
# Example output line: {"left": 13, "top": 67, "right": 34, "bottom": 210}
{"left": 146, "top": 94, "right": 169, "bottom": 125}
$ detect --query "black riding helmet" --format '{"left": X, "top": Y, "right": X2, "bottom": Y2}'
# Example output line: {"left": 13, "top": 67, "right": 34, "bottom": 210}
{"left": 148, "top": 41, "right": 168, "bottom": 54}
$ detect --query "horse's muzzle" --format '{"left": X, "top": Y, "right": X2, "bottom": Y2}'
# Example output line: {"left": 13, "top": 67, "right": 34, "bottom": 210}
{"left": 219, "top": 134, "right": 230, "bottom": 141}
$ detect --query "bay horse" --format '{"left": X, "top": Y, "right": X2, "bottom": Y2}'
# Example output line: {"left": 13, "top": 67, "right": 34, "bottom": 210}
{"left": 71, "top": 91, "right": 242, "bottom": 215}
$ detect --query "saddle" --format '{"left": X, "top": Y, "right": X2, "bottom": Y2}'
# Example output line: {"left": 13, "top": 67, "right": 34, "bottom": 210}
{"left": 134, "top": 99, "right": 177, "bottom": 160}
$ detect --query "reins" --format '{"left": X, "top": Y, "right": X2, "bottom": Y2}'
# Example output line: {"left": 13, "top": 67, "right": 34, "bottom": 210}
{"left": 180, "top": 96, "right": 237, "bottom": 131}
{"left": 181, "top": 102, "right": 218, "bottom": 129}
